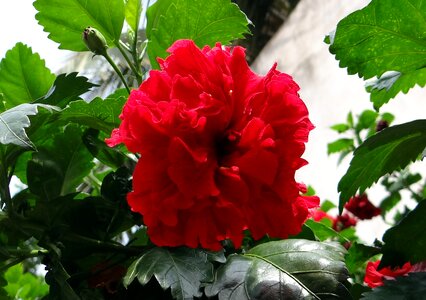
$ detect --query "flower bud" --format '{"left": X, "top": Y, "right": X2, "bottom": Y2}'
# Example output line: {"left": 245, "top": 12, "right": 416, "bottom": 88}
{"left": 82, "top": 27, "right": 108, "bottom": 55}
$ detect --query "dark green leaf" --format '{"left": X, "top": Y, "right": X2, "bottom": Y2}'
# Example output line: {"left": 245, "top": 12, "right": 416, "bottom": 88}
{"left": 38, "top": 73, "right": 97, "bottom": 108}
{"left": 146, "top": 0, "right": 250, "bottom": 68}
{"left": 124, "top": 247, "right": 219, "bottom": 300}
{"left": 33, "top": 0, "right": 125, "bottom": 51}
{"left": 27, "top": 125, "right": 94, "bottom": 200}
{"left": 338, "top": 120, "right": 426, "bottom": 210}
{"left": 328, "top": 138, "right": 354, "bottom": 155}
{"left": 380, "top": 200, "right": 426, "bottom": 268}
{"left": 0, "top": 103, "right": 58, "bottom": 149}
{"left": 205, "top": 239, "right": 350, "bottom": 300}
{"left": 0, "top": 43, "right": 55, "bottom": 111}
{"left": 328, "top": 0, "right": 426, "bottom": 106}
{"left": 59, "top": 93, "right": 126, "bottom": 133}
{"left": 380, "top": 192, "right": 401, "bottom": 216}
{"left": 125, "top": 0, "right": 143, "bottom": 33}
{"left": 45, "top": 260, "right": 80, "bottom": 300}
{"left": 345, "top": 243, "right": 380, "bottom": 275}
{"left": 361, "top": 272, "right": 426, "bottom": 300}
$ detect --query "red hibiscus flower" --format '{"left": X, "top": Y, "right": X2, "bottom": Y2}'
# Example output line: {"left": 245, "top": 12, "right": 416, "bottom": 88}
{"left": 345, "top": 194, "right": 381, "bottom": 220}
{"left": 364, "top": 260, "right": 413, "bottom": 288}
{"left": 311, "top": 209, "right": 335, "bottom": 224}
{"left": 333, "top": 213, "right": 357, "bottom": 231}
{"left": 107, "top": 39, "right": 318, "bottom": 250}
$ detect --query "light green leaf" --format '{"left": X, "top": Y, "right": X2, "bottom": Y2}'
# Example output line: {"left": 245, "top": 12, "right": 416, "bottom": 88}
{"left": 328, "top": 0, "right": 426, "bottom": 107}
{"left": 125, "top": 0, "right": 143, "bottom": 33}
{"left": 4, "top": 264, "right": 49, "bottom": 300}
{"left": 327, "top": 138, "right": 354, "bottom": 155}
{"left": 367, "top": 69, "right": 426, "bottom": 110}
{"left": 0, "top": 43, "right": 54, "bottom": 111}
{"left": 338, "top": 120, "right": 426, "bottom": 211}
{"left": 124, "top": 247, "right": 224, "bottom": 300}
{"left": 33, "top": 0, "right": 125, "bottom": 51}
{"left": 0, "top": 104, "right": 58, "bottom": 149}
{"left": 205, "top": 239, "right": 350, "bottom": 300}
{"left": 146, "top": 0, "right": 250, "bottom": 68}
{"left": 59, "top": 90, "right": 127, "bottom": 133}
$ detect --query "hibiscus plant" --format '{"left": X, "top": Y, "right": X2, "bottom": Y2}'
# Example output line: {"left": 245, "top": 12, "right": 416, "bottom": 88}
{"left": 0, "top": 0, "right": 425, "bottom": 299}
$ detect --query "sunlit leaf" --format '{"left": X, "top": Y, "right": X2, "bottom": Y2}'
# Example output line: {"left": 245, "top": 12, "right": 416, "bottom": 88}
{"left": 327, "top": 138, "right": 354, "bottom": 155}
{"left": 338, "top": 120, "right": 426, "bottom": 210}
{"left": 328, "top": 0, "right": 426, "bottom": 107}
{"left": 146, "top": 0, "right": 250, "bottom": 68}
{"left": 205, "top": 239, "right": 350, "bottom": 300}
{"left": 0, "top": 103, "right": 58, "bottom": 149}
{"left": 0, "top": 43, "right": 54, "bottom": 111}
{"left": 33, "top": 0, "right": 125, "bottom": 51}
{"left": 125, "top": 0, "right": 143, "bottom": 33}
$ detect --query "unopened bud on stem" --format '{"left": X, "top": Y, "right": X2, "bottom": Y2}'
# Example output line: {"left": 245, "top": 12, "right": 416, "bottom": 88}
{"left": 82, "top": 27, "right": 108, "bottom": 55}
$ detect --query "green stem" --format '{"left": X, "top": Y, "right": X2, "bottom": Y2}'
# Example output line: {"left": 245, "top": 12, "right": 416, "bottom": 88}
{"left": 118, "top": 41, "right": 143, "bottom": 84}
{"left": 102, "top": 51, "right": 131, "bottom": 94}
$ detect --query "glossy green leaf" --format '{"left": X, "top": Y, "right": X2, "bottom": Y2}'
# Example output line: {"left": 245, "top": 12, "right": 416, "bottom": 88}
{"left": 362, "top": 272, "right": 426, "bottom": 300}
{"left": 59, "top": 91, "right": 127, "bottom": 133}
{"left": 380, "top": 200, "right": 426, "bottom": 268}
{"left": 146, "top": 0, "right": 250, "bottom": 68}
{"left": 38, "top": 73, "right": 97, "bottom": 108}
{"left": 0, "top": 103, "right": 58, "bottom": 149}
{"left": 33, "top": 0, "right": 125, "bottom": 51}
{"left": 338, "top": 120, "right": 426, "bottom": 210}
{"left": 0, "top": 43, "right": 55, "bottom": 111}
{"left": 125, "top": 0, "right": 143, "bottom": 33}
{"left": 206, "top": 239, "right": 350, "bottom": 300}
{"left": 124, "top": 247, "right": 225, "bottom": 300}
{"left": 27, "top": 125, "right": 94, "bottom": 200}
{"left": 304, "top": 219, "right": 348, "bottom": 243}
{"left": 328, "top": 0, "right": 426, "bottom": 107}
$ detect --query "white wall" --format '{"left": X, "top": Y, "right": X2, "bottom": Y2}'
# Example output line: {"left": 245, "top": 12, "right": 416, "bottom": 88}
{"left": 252, "top": 0, "right": 425, "bottom": 242}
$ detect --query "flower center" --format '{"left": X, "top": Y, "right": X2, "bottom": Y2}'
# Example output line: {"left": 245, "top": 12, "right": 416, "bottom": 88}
{"left": 215, "top": 129, "right": 241, "bottom": 163}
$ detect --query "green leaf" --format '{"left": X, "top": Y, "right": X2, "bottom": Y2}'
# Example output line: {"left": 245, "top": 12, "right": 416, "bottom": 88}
{"left": 362, "top": 272, "right": 426, "bottom": 300}
{"left": 0, "top": 103, "right": 59, "bottom": 149}
{"left": 338, "top": 120, "right": 426, "bottom": 210}
{"left": 356, "top": 110, "right": 378, "bottom": 131}
{"left": 320, "top": 200, "right": 336, "bottom": 212}
{"left": 330, "top": 123, "right": 350, "bottom": 133}
{"left": 124, "top": 247, "right": 222, "bottom": 300}
{"left": 206, "top": 239, "right": 350, "bottom": 300}
{"left": 146, "top": 0, "right": 250, "bottom": 68}
{"left": 27, "top": 125, "right": 94, "bottom": 200}
{"left": 380, "top": 200, "right": 426, "bottom": 268}
{"left": 38, "top": 73, "right": 97, "bottom": 108}
{"left": 304, "top": 219, "right": 349, "bottom": 243}
{"left": 33, "top": 0, "right": 125, "bottom": 51}
{"left": 125, "top": 0, "right": 143, "bottom": 33}
{"left": 328, "top": 0, "right": 426, "bottom": 107}
{"left": 60, "top": 93, "right": 126, "bottom": 133}
{"left": 327, "top": 138, "right": 354, "bottom": 155}
{"left": 3, "top": 264, "right": 49, "bottom": 300}
{"left": 0, "top": 43, "right": 55, "bottom": 111}
{"left": 367, "top": 70, "right": 426, "bottom": 110}
{"left": 345, "top": 243, "right": 380, "bottom": 275}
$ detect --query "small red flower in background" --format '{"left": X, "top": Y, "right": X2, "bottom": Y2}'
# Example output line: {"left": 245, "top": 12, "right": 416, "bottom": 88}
{"left": 345, "top": 194, "right": 381, "bottom": 220}
{"left": 364, "top": 260, "right": 413, "bottom": 288}
{"left": 107, "top": 39, "right": 318, "bottom": 250}
{"left": 333, "top": 213, "right": 358, "bottom": 231}
{"left": 311, "top": 209, "right": 335, "bottom": 224}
